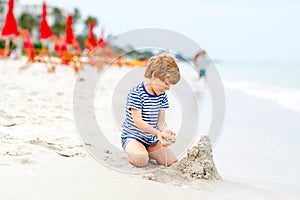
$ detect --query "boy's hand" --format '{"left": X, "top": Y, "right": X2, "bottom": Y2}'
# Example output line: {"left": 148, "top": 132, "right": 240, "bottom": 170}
{"left": 162, "top": 128, "right": 176, "bottom": 137}
{"left": 158, "top": 130, "right": 176, "bottom": 147}
{"left": 158, "top": 132, "right": 171, "bottom": 147}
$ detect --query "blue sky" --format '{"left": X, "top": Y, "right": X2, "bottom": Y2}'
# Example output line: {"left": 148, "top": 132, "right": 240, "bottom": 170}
{"left": 24, "top": 0, "right": 300, "bottom": 63}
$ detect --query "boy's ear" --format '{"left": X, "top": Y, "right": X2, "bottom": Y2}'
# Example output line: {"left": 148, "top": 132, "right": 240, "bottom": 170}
{"left": 152, "top": 71, "right": 157, "bottom": 79}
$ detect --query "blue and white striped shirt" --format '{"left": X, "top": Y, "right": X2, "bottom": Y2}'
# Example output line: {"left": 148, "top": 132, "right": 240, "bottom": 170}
{"left": 121, "top": 82, "right": 169, "bottom": 146}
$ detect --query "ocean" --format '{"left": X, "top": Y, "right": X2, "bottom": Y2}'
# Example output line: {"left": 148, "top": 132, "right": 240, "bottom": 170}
{"left": 216, "top": 62, "right": 300, "bottom": 115}
{"left": 212, "top": 62, "right": 300, "bottom": 197}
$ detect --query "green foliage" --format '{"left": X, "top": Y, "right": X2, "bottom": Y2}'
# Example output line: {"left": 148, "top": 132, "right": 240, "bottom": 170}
{"left": 76, "top": 34, "right": 86, "bottom": 50}
{"left": 33, "top": 42, "right": 42, "bottom": 49}
{"left": 11, "top": 43, "right": 17, "bottom": 50}
{"left": 18, "top": 12, "right": 38, "bottom": 33}
{"left": 52, "top": 7, "right": 64, "bottom": 22}
{"left": 84, "top": 16, "right": 99, "bottom": 30}
{"left": 51, "top": 7, "right": 66, "bottom": 36}
{"left": 51, "top": 21, "right": 66, "bottom": 36}
{"left": 126, "top": 50, "right": 155, "bottom": 60}
{"left": 0, "top": 0, "right": 4, "bottom": 15}
{"left": 75, "top": 15, "right": 99, "bottom": 46}
{"left": 83, "top": 15, "right": 99, "bottom": 35}
{"left": 0, "top": 40, "right": 5, "bottom": 49}
{"left": 72, "top": 7, "right": 81, "bottom": 25}
{"left": 0, "top": 40, "right": 16, "bottom": 50}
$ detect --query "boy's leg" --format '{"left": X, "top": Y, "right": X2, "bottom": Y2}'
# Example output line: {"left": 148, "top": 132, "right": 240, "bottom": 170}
{"left": 125, "top": 139, "right": 149, "bottom": 167}
{"left": 147, "top": 141, "right": 177, "bottom": 166}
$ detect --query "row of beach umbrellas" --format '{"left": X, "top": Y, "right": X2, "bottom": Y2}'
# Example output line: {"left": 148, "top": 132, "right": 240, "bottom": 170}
{"left": 1, "top": 0, "right": 106, "bottom": 54}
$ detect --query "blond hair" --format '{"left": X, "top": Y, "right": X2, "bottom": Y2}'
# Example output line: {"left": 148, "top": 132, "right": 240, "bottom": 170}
{"left": 144, "top": 54, "right": 180, "bottom": 84}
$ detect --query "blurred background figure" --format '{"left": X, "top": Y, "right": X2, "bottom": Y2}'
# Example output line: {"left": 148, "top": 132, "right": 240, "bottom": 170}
{"left": 193, "top": 50, "right": 209, "bottom": 79}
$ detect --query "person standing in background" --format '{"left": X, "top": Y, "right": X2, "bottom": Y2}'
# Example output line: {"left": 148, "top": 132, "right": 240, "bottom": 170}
{"left": 193, "top": 50, "right": 209, "bottom": 78}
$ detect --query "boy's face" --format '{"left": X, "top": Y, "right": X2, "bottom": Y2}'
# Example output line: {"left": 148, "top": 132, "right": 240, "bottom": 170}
{"left": 152, "top": 78, "right": 170, "bottom": 95}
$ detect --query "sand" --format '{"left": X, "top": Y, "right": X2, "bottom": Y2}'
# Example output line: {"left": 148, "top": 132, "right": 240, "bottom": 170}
{"left": 0, "top": 58, "right": 298, "bottom": 199}
{"left": 172, "top": 135, "right": 221, "bottom": 180}
{"left": 142, "top": 135, "right": 222, "bottom": 186}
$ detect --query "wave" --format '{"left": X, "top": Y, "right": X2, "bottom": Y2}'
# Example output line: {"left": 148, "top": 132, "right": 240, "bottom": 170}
{"left": 224, "top": 81, "right": 300, "bottom": 114}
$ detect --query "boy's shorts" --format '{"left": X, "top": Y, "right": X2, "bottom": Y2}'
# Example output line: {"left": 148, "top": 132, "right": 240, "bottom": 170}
{"left": 121, "top": 137, "right": 159, "bottom": 150}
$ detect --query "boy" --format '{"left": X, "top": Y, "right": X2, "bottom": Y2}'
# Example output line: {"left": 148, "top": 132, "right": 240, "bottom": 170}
{"left": 121, "top": 54, "right": 180, "bottom": 167}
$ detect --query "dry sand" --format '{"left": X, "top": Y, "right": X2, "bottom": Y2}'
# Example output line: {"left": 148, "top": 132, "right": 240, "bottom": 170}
{"left": 0, "top": 58, "right": 296, "bottom": 199}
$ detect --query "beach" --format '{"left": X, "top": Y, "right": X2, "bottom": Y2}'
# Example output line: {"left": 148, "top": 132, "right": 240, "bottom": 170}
{"left": 0, "top": 58, "right": 299, "bottom": 200}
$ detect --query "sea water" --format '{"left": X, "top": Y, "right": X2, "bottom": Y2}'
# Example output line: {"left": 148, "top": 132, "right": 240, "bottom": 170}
{"left": 216, "top": 62, "right": 300, "bottom": 114}
{"left": 213, "top": 62, "right": 300, "bottom": 197}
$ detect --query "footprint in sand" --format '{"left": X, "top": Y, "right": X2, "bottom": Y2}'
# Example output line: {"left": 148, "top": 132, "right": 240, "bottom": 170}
{"left": 28, "top": 138, "right": 63, "bottom": 151}
{"left": 19, "top": 157, "right": 37, "bottom": 165}
{"left": 28, "top": 137, "right": 87, "bottom": 158}
{"left": 1, "top": 147, "right": 32, "bottom": 157}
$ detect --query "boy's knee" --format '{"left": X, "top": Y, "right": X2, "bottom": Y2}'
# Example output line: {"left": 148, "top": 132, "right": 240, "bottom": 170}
{"left": 129, "top": 155, "right": 149, "bottom": 167}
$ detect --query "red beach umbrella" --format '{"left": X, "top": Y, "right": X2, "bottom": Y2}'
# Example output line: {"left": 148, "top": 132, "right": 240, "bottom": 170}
{"left": 98, "top": 27, "right": 107, "bottom": 48}
{"left": 88, "top": 20, "right": 97, "bottom": 48}
{"left": 1, "top": 0, "right": 19, "bottom": 37}
{"left": 65, "top": 14, "right": 74, "bottom": 45}
{"left": 40, "top": 1, "right": 52, "bottom": 39}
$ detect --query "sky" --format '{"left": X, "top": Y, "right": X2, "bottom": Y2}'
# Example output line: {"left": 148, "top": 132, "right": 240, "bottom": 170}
{"left": 20, "top": 0, "right": 300, "bottom": 63}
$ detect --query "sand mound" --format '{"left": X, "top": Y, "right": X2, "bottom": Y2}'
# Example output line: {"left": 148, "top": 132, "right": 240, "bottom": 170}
{"left": 144, "top": 135, "right": 221, "bottom": 183}
{"left": 173, "top": 135, "right": 221, "bottom": 180}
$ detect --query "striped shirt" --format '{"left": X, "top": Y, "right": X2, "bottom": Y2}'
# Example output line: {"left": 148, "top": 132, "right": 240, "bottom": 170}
{"left": 121, "top": 82, "right": 169, "bottom": 146}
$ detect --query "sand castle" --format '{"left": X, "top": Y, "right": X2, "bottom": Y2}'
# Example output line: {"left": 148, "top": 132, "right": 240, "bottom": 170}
{"left": 173, "top": 135, "right": 221, "bottom": 180}
{"left": 144, "top": 135, "right": 221, "bottom": 182}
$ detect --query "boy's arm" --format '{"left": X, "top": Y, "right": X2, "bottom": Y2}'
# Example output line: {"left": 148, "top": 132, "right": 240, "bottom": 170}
{"left": 131, "top": 108, "right": 175, "bottom": 146}
{"left": 157, "top": 110, "right": 176, "bottom": 136}
{"left": 131, "top": 108, "right": 161, "bottom": 136}
{"left": 157, "top": 110, "right": 167, "bottom": 131}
